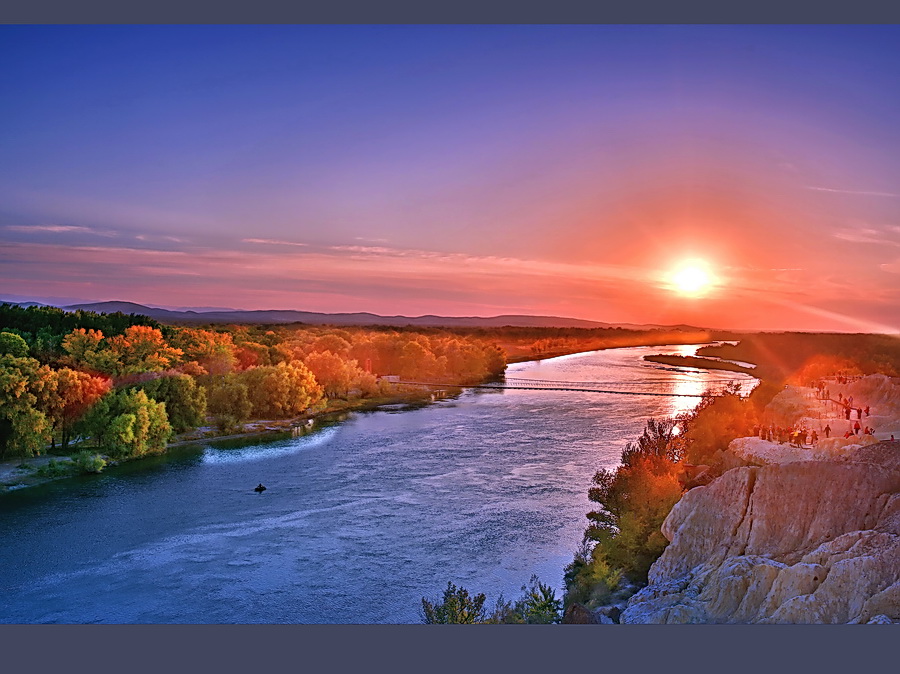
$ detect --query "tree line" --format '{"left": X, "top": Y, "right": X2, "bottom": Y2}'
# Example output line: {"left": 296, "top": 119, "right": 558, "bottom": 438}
{"left": 0, "top": 304, "right": 507, "bottom": 462}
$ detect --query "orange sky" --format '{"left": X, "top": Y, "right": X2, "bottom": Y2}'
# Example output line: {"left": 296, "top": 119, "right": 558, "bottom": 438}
{"left": 2, "top": 26, "right": 900, "bottom": 332}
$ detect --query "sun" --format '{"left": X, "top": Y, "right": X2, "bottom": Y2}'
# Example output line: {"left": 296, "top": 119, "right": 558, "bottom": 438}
{"left": 670, "top": 262, "right": 714, "bottom": 296}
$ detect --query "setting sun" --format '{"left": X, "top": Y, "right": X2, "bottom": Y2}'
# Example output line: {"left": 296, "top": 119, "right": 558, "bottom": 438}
{"left": 671, "top": 264, "right": 713, "bottom": 296}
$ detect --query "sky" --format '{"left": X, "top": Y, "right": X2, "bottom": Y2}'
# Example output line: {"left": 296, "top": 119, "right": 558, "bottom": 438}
{"left": 2, "top": 25, "right": 900, "bottom": 332}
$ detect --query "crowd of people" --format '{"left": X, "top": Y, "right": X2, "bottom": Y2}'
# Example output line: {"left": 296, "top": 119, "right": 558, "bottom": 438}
{"left": 759, "top": 375, "right": 880, "bottom": 448}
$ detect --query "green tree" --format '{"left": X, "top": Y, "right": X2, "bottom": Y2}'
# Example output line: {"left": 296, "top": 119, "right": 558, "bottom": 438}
{"left": 0, "top": 331, "right": 29, "bottom": 358}
{"left": 78, "top": 388, "right": 172, "bottom": 459}
{"left": 136, "top": 375, "right": 206, "bottom": 433}
{"left": 511, "top": 575, "right": 563, "bottom": 624}
{"left": 0, "top": 354, "right": 53, "bottom": 458}
{"left": 206, "top": 374, "right": 253, "bottom": 432}
{"left": 421, "top": 582, "right": 488, "bottom": 624}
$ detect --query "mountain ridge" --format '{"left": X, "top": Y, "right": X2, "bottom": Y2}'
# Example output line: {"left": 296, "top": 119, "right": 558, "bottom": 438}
{"left": 4, "top": 299, "right": 707, "bottom": 331}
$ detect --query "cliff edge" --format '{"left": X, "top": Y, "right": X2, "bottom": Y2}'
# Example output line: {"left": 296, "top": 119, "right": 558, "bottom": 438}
{"left": 620, "top": 440, "right": 900, "bottom": 623}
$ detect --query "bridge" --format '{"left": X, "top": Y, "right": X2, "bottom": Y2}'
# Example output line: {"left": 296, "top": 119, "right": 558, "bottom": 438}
{"left": 395, "top": 376, "right": 748, "bottom": 398}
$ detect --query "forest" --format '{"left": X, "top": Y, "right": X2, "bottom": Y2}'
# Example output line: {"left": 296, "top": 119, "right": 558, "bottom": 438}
{"left": 0, "top": 303, "right": 507, "bottom": 465}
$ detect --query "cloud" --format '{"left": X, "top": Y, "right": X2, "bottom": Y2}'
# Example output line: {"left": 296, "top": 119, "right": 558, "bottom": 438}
{"left": 5, "top": 224, "right": 117, "bottom": 236}
{"left": 136, "top": 234, "right": 187, "bottom": 243}
{"left": 805, "top": 186, "right": 900, "bottom": 198}
{"left": 830, "top": 225, "right": 900, "bottom": 246}
{"left": 242, "top": 238, "right": 309, "bottom": 247}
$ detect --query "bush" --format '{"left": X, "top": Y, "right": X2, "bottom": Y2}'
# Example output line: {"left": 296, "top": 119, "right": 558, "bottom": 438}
{"left": 422, "top": 576, "right": 562, "bottom": 625}
{"left": 564, "top": 541, "right": 623, "bottom": 609}
{"left": 35, "top": 459, "right": 75, "bottom": 478}
{"left": 73, "top": 450, "right": 106, "bottom": 474}
{"left": 510, "top": 575, "right": 563, "bottom": 624}
{"left": 421, "top": 582, "right": 487, "bottom": 624}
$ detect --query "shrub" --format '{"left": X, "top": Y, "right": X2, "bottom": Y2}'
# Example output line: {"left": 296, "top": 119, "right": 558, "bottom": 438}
{"left": 510, "top": 575, "right": 563, "bottom": 624}
{"left": 73, "top": 450, "right": 106, "bottom": 474}
{"left": 421, "top": 582, "right": 488, "bottom": 624}
{"left": 564, "top": 541, "right": 623, "bottom": 609}
{"left": 35, "top": 459, "right": 75, "bottom": 478}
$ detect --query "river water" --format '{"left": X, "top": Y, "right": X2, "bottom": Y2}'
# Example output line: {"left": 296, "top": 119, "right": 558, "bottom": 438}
{"left": 0, "top": 344, "right": 755, "bottom": 624}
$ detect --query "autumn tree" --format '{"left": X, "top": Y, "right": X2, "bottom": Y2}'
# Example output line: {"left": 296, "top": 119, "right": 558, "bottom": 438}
{"left": 170, "top": 328, "right": 237, "bottom": 375}
{"left": 62, "top": 328, "right": 114, "bottom": 372}
{"left": 581, "top": 418, "right": 685, "bottom": 583}
{"left": 241, "top": 361, "right": 323, "bottom": 418}
{"left": 106, "top": 325, "right": 184, "bottom": 376}
{"left": 303, "top": 350, "right": 361, "bottom": 399}
{"left": 681, "top": 384, "right": 757, "bottom": 465}
{"left": 38, "top": 367, "right": 111, "bottom": 449}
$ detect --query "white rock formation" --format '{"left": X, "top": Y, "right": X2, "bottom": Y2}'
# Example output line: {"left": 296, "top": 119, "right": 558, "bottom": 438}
{"left": 620, "top": 441, "right": 900, "bottom": 624}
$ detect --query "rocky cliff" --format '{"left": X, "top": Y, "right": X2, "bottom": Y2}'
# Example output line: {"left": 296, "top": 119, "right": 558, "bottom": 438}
{"left": 620, "top": 440, "right": 900, "bottom": 624}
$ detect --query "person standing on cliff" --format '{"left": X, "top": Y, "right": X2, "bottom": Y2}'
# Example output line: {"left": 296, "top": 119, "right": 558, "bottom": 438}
{"left": 853, "top": 420, "right": 861, "bottom": 435}
{"left": 857, "top": 407, "right": 863, "bottom": 420}
{"left": 824, "top": 424, "right": 831, "bottom": 438}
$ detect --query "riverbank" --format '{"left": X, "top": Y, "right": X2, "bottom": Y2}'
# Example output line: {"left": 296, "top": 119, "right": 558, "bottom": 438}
{"left": 0, "top": 388, "right": 438, "bottom": 493}
{"left": 0, "top": 339, "right": 737, "bottom": 494}
{"left": 505, "top": 336, "right": 732, "bottom": 365}
{"left": 642, "top": 353, "right": 756, "bottom": 376}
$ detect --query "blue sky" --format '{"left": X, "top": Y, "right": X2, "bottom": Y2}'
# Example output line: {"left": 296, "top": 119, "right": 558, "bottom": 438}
{"left": 2, "top": 26, "right": 899, "bottom": 330}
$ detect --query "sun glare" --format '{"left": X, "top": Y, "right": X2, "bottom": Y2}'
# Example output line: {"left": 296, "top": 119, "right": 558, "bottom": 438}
{"left": 671, "top": 263, "right": 714, "bottom": 296}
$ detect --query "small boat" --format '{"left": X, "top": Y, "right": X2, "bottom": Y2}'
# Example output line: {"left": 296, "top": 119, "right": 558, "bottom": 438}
{"left": 254, "top": 483, "right": 266, "bottom": 493}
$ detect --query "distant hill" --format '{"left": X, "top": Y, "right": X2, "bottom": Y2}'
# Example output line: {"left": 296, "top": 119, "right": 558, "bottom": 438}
{"left": 46, "top": 300, "right": 707, "bottom": 331}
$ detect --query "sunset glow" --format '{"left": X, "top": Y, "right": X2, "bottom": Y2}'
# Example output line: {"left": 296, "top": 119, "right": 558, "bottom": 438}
{"left": 1, "top": 26, "right": 900, "bottom": 332}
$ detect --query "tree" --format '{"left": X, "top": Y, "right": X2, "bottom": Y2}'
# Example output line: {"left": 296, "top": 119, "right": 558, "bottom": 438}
{"left": 62, "top": 328, "right": 107, "bottom": 369}
{"left": 510, "top": 575, "right": 563, "bottom": 624}
{"left": 584, "top": 417, "right": 685, "bottom": 583}
{"left": 682, "top": 384, "right": 756, "bottom": 465}
{"left": 136, "top": 375, "right": 206, "bottom": 433}
{"left": 0, "top": 354, "right": 52, "bottom": 458}
{"left": 206, "top": 374, "right": 253, "bottom": 432}
{"left": 0, "top": 331, "right": 29, "bottom": 357}
{"left": 38, "top": 367, "right": 111, "bottom": 449}
{"left": 421, "top": 582, "right": 488, "bottom": 624}
{"left": 303, "top": 350, "right": 360, "bottom": 399}
{"left": 106, "top": 325, "right": 184, "bottom": 376}
{"left": 78, "top": 388, "right": 172, "bottom": 459}
{"left": 241, "top": 361, "right": 323, "bottom": 418}
{"left": 170, "top": 328, "right": 237, "bottom": 375}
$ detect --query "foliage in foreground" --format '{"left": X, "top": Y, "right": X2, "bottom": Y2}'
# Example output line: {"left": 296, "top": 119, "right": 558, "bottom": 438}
{"left": 421, "top": 576, "right": 563, "bottom": 624}
{"left": 564, "top": 379, "right": 795, "bottom": 610}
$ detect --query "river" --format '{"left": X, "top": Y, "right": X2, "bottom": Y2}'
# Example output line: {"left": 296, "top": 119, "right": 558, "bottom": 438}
{"left": 0, "top": 343, "right": 756, "bottom": 624}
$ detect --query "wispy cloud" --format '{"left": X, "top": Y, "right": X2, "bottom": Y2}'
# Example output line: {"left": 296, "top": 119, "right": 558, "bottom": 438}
{"left": 136, "top": 234, "right": 187, "bottom": 243}
{"left": 5, "top": 224, "right": 117, "bottom": 236}
{"left": 805, "top": 186, "right": 900, "bottom": 198}
{"left": 831, "top": 225, "right": 900, "bottom": 246}
{"left": 242, "top": 238, "right": 309, "bottom": 247}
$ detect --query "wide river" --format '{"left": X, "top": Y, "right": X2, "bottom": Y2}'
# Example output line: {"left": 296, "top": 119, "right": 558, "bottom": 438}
{"left": 0, "top": 344, "right": 755, "bottom": 624}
